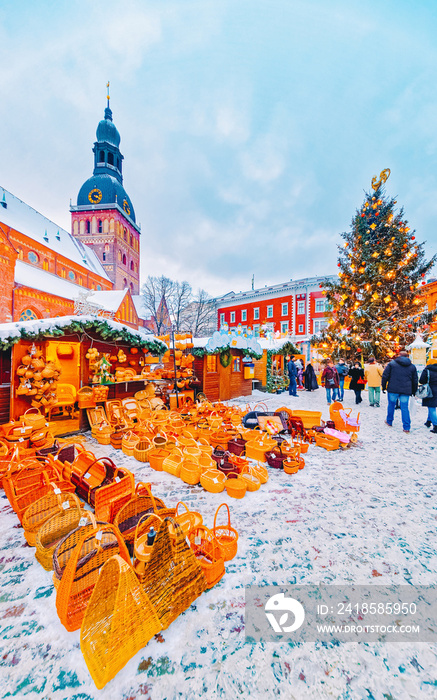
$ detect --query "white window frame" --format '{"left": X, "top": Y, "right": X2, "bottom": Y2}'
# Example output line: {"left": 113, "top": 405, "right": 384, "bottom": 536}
{"left": 267, "top": 305, "right": 273, "bottom": 318}
{"left": 230, "top": 311, "right": 236, "bottom": 324}
{"left": 219, "top": 313, "right": 225, "bottom": 327}
{"left": 253, "top": 324, "right": 260, "bottom": 336}
{"left": 315, "top": 299, "right": 325, "bottom": 313}
{"left": 297, "top": 301, "right": 305, "bottom": 315}
{"left": 298, "top": 324, "right": 304, "bottom": 333}
{"left": 241, "top": 309, "right": 247, "bottom": 322}
{"left": 253, "top": 307, "right": 260, "bottom": 320}
{"left": 281, "top": 303, "right": 288, "bottom": 316}
{"left": 281, "top": 321, "right": 289, "bottom": 334}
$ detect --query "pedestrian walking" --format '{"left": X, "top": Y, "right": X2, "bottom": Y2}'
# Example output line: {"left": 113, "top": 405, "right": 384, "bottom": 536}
{"left": 303, "top": 363, "right": 319, "bottom": 391}
{"left": 348, "top": 361, "right": 365, "bottom": 404}
{"left": 335, "top": 358, "right": 349, "bottom": 401}
{"left": 364, "top": 356, "right": 383, "bottom": 407}
{"left": 419, "top": 361, "right": 437, "bottom": 433}
{"left": 287, "top": 355, "right": 298, "bottom": 397}
{"left": 321, "top": 359, "right": 340, "bottom": 405}
{"left": 381, "top": 350, "right": 418, "bottom": 433}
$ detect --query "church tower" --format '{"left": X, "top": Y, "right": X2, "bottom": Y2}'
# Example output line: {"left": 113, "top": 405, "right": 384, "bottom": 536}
{"left": 70, "top": 86, "right": 140, "bottom": 294}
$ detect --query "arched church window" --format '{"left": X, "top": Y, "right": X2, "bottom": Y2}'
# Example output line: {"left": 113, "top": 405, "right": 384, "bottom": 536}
{"left": 99, "top": 150, "right": 105, "bottom": 162}
{"left": 123, "top": 278, "right": 127, "bottom": 288}
{"left": 123, "top": 228, "right": 127, "bottom": 241}
{"left": 108, "top": 152, "right": 114, "bottom": 166}
{"left": 122, "top": 253, "right": 127, "bottom": 265}
{"left": 98, "top": 220, "right": 103, "bottom": 233}
{"left": 118, "top": 251, "right": 121, "bottom": 261}
{"left": 86, "top": 220, "right": 91, "bottom": 234}
{"left": 130, "top": 282, "right": 134, "bottom": 293}
{"left": 43, "top": 258, "right": 49, "bottom": 271}
{"left": 130, "top": 260, "right": 134, "bottom": 271}
{"left": 105, "top": 244, "right": 110, "bottom": 253}
{"left": 102, "top": 251, "right": 106, "bottom": 261}
{"left": 19, "top": 308, "right": 38, "bottom": 321}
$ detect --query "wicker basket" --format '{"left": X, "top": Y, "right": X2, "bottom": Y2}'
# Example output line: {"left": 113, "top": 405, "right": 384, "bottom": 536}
{"left": 110, "top": 430, "right": 124, "bottom": 450}
{"left": 200, "top": 469, "right": 226, "bottom": 493}
{"left": 141, "top": 517, "right": 207, "bottom": 630}
{"left": 182, "top": 445, "right": 201, "bottom": 462}
{"left": 133, "top": 437, "right": 152, "bottom": 462}
{"left": 56, "top": 523, "right": 130, "bottom": 631}
{"left": 121, "top": 430, "right": 140, "bottom": 456}
{"left": 251, "top": 463, "right": 269, "bottom": 484}
{"left": 180, "top": 460, "right": 201, "bottom": 485}
{"left": 162, "top": 449, "right": 184, "bottom": 477}
{"left": 240, "top": 468, "right": 261, "bottom": 492}
{"left": 94, "top": 467, "right": 135, "bottom": 523}
{"left": 283, "top": 457, "right": 300, "bottom": 474}
{"left": 80, "top": 554, "right": 162, "bottom": 689}
{"left": 35, "top": 499, "right": 84, "bottom": 570}
{"left": 213, "top": 503, "right": 238, "bottom": 561}
{"left": 225, "top": 475, "right": 247, "bottom": 499}
{"left": 170, "top": 501, "right": 203, "bottom": 537}
{"left": 133, "top": 513, "right": 163, "bottom": 576}
{"left": 314, "top": 433, "right": 340, "bottom": 451}
{"left": 23, "top": 491, "right": 82, "bottom": 546}
{"left": 188, "top": 525, "right": 225, "bottom": 589}
{"left": 113, "top": 482, "right": 167, "bottom": 554}
{"left": 148, "top": 447, "right": 170, "bottom": 472}
{"left": 52, "top": 514, "right": 98, "bottom": 588}
{"left": 227, "top": 433, "right": 246, "bottom": 456}
{"left": 77, "top": 386, "right": 95, "bottom": 409}
{"left": 21, "top": 407, "right": 46, "bottom": 430}
{"left": 92, "top": 385, "right": 109, "bottom": 402}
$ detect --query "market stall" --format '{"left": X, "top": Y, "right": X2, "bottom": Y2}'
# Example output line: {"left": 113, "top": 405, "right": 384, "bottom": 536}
{"left": 0, "top": 315, "right": 166, "bottom": 436}
{"left": 192, "top": 328, "right": 262, "bottom": 402}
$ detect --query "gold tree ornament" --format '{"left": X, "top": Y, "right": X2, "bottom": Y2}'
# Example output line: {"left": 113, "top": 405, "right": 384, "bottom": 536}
{"left": 371, "top": 168, "right": 391, "bottom": 190}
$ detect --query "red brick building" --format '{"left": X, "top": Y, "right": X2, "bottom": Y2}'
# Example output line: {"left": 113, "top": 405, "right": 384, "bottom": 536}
{"left": 215, "top": 276, "right": 337, "bottom": 358}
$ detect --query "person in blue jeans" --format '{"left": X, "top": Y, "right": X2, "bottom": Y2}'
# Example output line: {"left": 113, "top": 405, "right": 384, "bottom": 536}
{"left": 335, "top": 359, "right": 349, "bottom": 401}
{"left": 381, "top": 350, "right": 418, "bottom": 433}
{"left": 321, "top": 359, "right": 340, "bottom": 404}
{"left": 287, "top": 356, "right": 298, "bottom": 397}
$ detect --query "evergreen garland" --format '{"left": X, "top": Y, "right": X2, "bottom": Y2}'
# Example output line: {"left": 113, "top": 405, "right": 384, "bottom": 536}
{"left": 0, "top": 318, "right": 167, "bottom": 353}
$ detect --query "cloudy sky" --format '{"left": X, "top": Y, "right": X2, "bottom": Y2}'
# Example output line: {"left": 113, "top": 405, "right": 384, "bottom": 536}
{"left": 1, "top": 0, "right": 437, "bottom": 296}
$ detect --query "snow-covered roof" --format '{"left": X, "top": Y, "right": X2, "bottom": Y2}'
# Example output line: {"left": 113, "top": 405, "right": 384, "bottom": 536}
{"left": 131, "top": 294, "right": 150, "bottom": 320}
{"left": 87, "top": 289, "right": 128, "bottom": 312}
{"left": 15, "top": 260, "right": 86, "bottom": 300}
{"left": 407, "top": 334, "right": 431, "bottom": 349}
{"left": 0, "top": 187, "right": 110, "bottom": 281}
{"left": 0, "top": 314, "right": 167, "bottom": 352}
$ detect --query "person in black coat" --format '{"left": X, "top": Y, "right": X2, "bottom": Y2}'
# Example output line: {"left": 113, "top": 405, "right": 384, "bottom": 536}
{"left": 419, "top": 362, "right": 437, "bottom": 433}
{"left": 303, "top": 363, "right": 318, "bottom": 391}
{"left": 381, "top": 350, "right": 418, "bottom": 433}
{"left": 348, "top": 361, "right": 365, "bottom": 404}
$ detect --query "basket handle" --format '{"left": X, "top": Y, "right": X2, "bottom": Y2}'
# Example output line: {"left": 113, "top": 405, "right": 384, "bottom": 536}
{"left": 82, "top": 456, "right": 117, "bottom": 482}
{"left": 24, "top": 407, "right": 41, "bottom": 416}
{"left": 134, "top": 512, "right": 163, "bottom": 546}
{"left": 175, "top": 501, "right": 190, "bottom": 518}
{"left": 214, "top": 502, "right": 231, "bottom": 531}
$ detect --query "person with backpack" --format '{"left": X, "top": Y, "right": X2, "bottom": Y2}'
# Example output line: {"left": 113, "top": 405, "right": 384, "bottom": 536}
{"left": 419, "top": 361, "right": 437, "bottom": 433}
{"left": 321, "top": 359, "right": 340, "bottom": 405}
{"left": 335, "top": 359, "right": 349, "bottom": 401}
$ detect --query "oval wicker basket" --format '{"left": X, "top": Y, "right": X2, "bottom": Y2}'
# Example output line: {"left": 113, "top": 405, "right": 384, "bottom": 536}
{"left": 283, "top": 458, "right": 300, "bottom": 474}
{"left": 162, "top": 450, "right": 183, "bottom": 477}
{"left": 133, "top": 438, "right": 152, "bottom": 462}
{"left": 225, "top": 475, "right": 247, "bottom": 499}
{"left": 241, "top": 471, "right": 261, "bottom": 492}
{"left": 200, "top": 469, "right": 226, "bottom": 493}
{"left": 180, "top": 460, "right": 201, "bottom": 485}
{"left": 148, "top": 447, "right": 170, "bottom": 472}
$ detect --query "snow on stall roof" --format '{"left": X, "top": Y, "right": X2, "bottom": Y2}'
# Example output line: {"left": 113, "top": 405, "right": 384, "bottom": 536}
{"left": 0, "top": 314, "right": 167, "bottom": 349}
{"left": 15, "top": 261, "right": 86, "bottom": 300}
{"left": 0, "top": 187, "right": 110, "bottom": 280}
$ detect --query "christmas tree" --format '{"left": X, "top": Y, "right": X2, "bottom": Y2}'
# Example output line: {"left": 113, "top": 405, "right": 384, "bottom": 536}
{"left": 313, "top": 169, "right": 436, "bottom": 360}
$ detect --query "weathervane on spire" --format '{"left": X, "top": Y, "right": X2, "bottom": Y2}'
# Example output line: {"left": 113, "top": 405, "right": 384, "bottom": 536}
{"left": 106, "top": 81, "right": 110, "bottom": 107}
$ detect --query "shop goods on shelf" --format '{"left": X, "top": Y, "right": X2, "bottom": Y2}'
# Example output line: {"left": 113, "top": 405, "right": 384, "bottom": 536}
{"left": 56, "top": 523, "right": 130, "bottom": 631}
{"left": 105, "top": 399, "right": 129, "bottom": 429}
{"left": 80, "top": 554, "right": 162, "bottom": 689}
{"left": 212, "top": 503, "right": 238, "bottom": 561}
{"left": 92, "top": 385, "right": 109, "bottom": 402}
{"left": 141, "top": 517, "right": 207, "bottom": 630}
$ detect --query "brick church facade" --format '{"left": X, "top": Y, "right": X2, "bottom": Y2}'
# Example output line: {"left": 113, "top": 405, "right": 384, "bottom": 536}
{"left": 0, "top": 95, "right": 143, "bottom": 328}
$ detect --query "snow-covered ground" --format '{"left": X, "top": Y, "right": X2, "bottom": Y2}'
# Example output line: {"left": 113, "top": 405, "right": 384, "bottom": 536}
{"left": 0, "top": 387, "right": 436, "bottom": 700}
